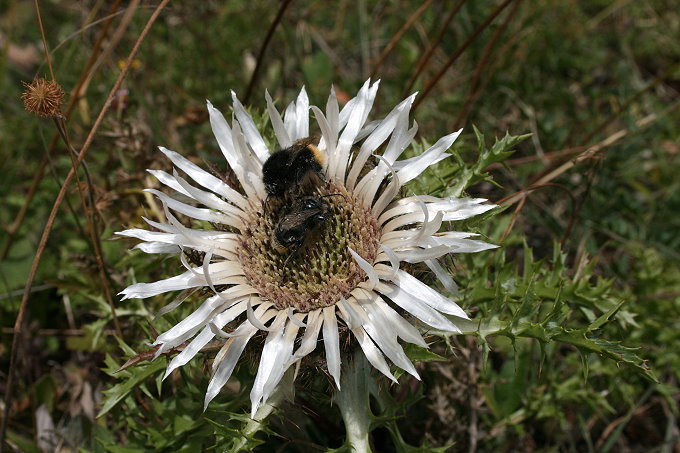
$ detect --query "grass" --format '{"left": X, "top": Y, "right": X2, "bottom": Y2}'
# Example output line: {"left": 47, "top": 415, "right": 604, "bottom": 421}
{"left": 1, "top": 0, "right": 679, "bottom": 451}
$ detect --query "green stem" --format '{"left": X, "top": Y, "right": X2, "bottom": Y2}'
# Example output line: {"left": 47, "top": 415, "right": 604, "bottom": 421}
{"left": 230, "top": 368, "right": 294, "bottom": 452}
{"left": 334, "top": 351, "right": 373, "bottom": 453}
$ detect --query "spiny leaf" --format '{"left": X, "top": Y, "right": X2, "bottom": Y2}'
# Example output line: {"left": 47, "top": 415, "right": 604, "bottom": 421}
{"left": 403, "top": 343, "right": 448, "bottom": 362}
{"left": 447, "top": 128, "right": 530, "bottom": 196}
{"left": 553, "top": 330, "right": 657, "bottom": 382}
{"left": 98, "top": 357, "right": 167, "bottom": 418}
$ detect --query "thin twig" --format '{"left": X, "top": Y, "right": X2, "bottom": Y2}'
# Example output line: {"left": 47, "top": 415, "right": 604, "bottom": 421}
{"left": 0, "top": 1, "right": 169, "bottom": 449}
{"left": 0, "top": 284, "right": 54, "bottom": 301}
{"left": 244, "top": 0, "right": 294, "bottom": 103}
{"left": 498, "top": 100, "right": 680, "bottom": 208}
{"left": 499, "top": 193, "right": 525, "bottom": 243}
{"left": 50, "top": 4, "right": 153, "bottom": 54}
{"left": 53, "top": 117, "right": 121, "bottom": 336}
{"left": 41, "top": 148, "right": 91, "bottom": 254}
{"left": 369, "top": 0, "right": 434, "bottom": 78}
{"left": 403, "top": 0, "right": 466, "bottom": 96}
{"left": 35, "top": 0, "right": 117, "bottom": 333}
{"left": 560, "top": 153, "right": 600, "bottom": 247}
{"left": 497, "top": 183, "right": 576, "bottom": 244}
{"left": 34, "top": 0, "right": 55, "bottom": 80}
{"left": 412, "top": 0, "right": 515, "bottom": 112}
{"left": 459, "top": 7, "right": 537, "bottom": 121}
{"left": 0, "top": 155, "right": 48, "bottom": 260}
{"left": 558, "top": 66, "right": 678, "bottom": 246}
{"left": 0, "top": 327, "right": 119, "bottom": 336}
{"left": 79, "top": 0, "right": 140, "bottom": 98}
{"left": 453, "top": 0, "right": 521, "bottom": 129}
{"left": 41, "top": 0, "right": 122, "bottom": 338}
{"left": 485, "top": 145, "right": 588, "bottom": 170}
{"left": 574, "top": 62, "right": 679, "bottom": 147}
{"left": 1, "top": 0, "right": 123, "bottom": 261}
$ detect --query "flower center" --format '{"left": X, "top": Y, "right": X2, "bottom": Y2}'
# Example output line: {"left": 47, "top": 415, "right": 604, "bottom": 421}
{"left": 238, "top": 182, "right": 380, "bottom": 312}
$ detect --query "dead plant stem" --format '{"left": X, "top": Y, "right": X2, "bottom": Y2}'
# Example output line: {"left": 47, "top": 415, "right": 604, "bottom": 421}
{"left": 1, "top": 0, "right": 123, "bottom": 261}
{"left": 244, "top": 0, "right": 294, "bottom": 103}
{"left": 403, "top": 0, "right": 466, "bottom": 96}
{"left": 0, "top": 1, "right": 169, "bottom": 449}
{"left": 369, "top": 0, "right": 433, "bottom": 78}
{"left": 412, "top": 0, "right": 515, "bottom": 112}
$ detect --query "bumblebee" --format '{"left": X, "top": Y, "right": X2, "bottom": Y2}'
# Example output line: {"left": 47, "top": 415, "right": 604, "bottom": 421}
{"left": 273, "top": 195, "right": 329, "bottom": 253}
{"left": 273, "top": 194, "right": 344, "bottom": 266}
{"left": 262, "top": 138, "right": 325, "bottom": 197}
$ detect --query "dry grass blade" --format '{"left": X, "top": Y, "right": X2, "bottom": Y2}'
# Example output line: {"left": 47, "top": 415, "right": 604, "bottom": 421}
{"left": 369, "top": 0, "right": 434, "bottom": 78}
{"left": 453, "top": 0, "right": 522, "bottom": 129}
{"left": 499, "top": 99, "right": 680, "bottom": 208}
{"left": 1, "top": 0, "right": 124, "bottom": 262}
{"left": 29, "top": 0, "right": 120, "bottom": 337}
{"left": 574, "top": 62, "right": 680, "bottom": 147}
{"left": 244, "top": 0, "right": 294, "bottom": 103}
{"left": 412, "top": 0, "right": 515, "bottom": 112}
{"left": 403, "top": 0, "right": 466, "bottom": 96}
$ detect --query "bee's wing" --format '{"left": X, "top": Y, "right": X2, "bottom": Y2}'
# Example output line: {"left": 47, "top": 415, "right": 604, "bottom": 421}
{"left": 280, "top": 207, "right": 323, "bottom": 228}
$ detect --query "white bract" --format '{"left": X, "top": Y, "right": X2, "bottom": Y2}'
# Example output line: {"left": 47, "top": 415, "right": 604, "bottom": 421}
{"left": 119, "top": 80, "right": 497, "bottom": 417}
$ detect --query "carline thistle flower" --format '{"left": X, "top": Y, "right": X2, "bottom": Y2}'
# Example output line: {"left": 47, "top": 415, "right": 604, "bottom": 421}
{"left": 118, "top": 79, "right": 497, "bottom": 416}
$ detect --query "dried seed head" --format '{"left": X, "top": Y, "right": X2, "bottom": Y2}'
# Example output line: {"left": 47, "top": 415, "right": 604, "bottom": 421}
{"left": 21, "top": 77, "right": 65, "bottom": 118}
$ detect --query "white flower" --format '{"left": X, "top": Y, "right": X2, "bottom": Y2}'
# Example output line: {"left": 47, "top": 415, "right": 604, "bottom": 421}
{"left": 118, "top": 79, "right": 497, "bottom": 417}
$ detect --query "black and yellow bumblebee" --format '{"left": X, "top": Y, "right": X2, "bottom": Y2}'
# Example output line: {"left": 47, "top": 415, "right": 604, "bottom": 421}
{"left": 262, "top": 138, "right": 326, "bottom": 197}
{"left": 263, "top": 138, "right": 339, "bottom": 265}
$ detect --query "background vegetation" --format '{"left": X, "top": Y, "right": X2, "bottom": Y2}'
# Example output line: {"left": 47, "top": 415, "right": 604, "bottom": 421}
{"left": 1, "top": 0, "right": 678, "bottom": 451}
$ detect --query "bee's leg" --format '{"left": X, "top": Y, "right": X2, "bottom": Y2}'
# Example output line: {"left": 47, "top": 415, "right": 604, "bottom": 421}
{"left": 282, "top": 246, "right": 300, "bottom": 269}
{"left": 263, "top": 195, "right": 274, "bottom": 213}
{"left": 300, "top": 172, "right": 324, "bottom": 195}
{"left": 320, "top": 193, "right": 347, "bottom": 201}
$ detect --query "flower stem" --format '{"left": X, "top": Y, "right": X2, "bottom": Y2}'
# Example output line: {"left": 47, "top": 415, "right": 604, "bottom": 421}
{"left": 230, "top": 368, "right": 294, "bottom": 452}
{"left": 334, "top": 351, "right": 373, "bottom": 453}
